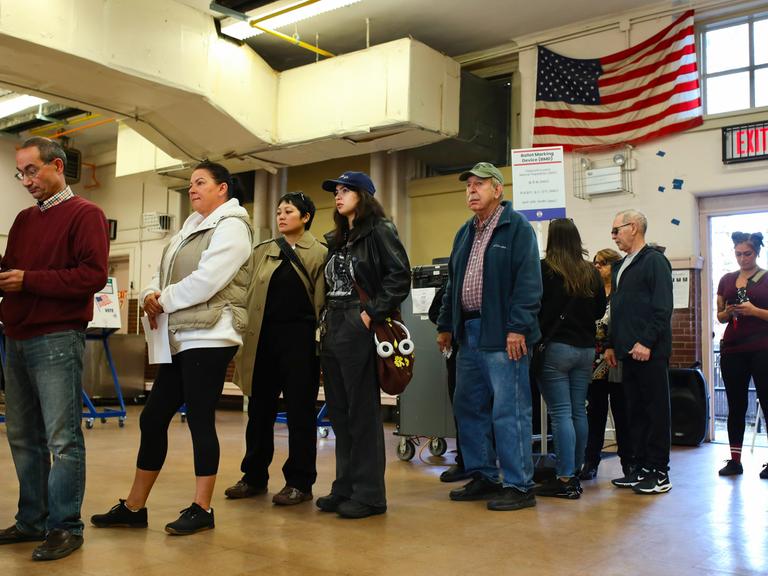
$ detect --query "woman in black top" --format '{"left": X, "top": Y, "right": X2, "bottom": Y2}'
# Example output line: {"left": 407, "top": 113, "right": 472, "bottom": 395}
{"left": 535, "top": 219, "right": 606, "bottom": 499}
{"left": 316, "top": 171, "right": 410, "bottom": 519}
{"left": 226, "top": 192, "right": 327, "bottom": 505}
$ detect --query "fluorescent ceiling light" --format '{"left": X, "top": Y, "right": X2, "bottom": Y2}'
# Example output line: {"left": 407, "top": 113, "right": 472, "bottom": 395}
{"left": 221, "top": 0, "right": 362, "bottom": 40}
{"left": 0, "top": 94, "right": 47, "bottom": 120}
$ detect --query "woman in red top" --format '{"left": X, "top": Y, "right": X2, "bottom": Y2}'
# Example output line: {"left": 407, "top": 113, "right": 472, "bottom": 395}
{"left": 716, "top": 231, "right": 768, "bottom": 479}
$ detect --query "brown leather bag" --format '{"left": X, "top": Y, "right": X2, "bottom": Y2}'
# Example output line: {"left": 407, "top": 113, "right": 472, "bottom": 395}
{"left": 355, "top": 285, "right": 415, "bottom": 395}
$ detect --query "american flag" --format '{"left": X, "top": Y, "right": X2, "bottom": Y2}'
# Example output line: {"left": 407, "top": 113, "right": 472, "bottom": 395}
{"left": 533, "top": 10, "right": 702, "bottom": 151}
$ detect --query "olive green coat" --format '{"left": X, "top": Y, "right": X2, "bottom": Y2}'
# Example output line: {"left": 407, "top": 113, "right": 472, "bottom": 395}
{"left": 233, "top": 231, "right": 327, "bottom": 395}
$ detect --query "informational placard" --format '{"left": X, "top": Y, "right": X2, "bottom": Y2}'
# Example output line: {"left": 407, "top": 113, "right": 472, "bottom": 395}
{"left": 672, "top": 270, "right": 690, "bottom": 309}
{"left": 88, "top": 277, "right": 122, "bottom": 330}
{"left": 411, "top": 287, "right": 437, "bottom": 315}
{"left": 511, "top": 146, "right": 566, "bottom": 221}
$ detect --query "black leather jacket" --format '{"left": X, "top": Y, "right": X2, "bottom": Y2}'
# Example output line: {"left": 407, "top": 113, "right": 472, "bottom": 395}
{"left": 324, "top": 217, "right": 411, "bottom": 322}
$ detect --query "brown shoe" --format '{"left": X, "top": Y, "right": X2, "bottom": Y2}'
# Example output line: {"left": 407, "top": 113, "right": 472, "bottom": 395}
{"left": 224, "top": 478, "right": 267, "bottom": 499}
{"left": 272, "top": 486, "right": 313, "bottom": 506}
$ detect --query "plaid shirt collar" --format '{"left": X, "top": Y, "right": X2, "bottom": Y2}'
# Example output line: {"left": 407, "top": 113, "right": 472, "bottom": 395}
{"left": 473, "top": 203, "right": 503, "bottom": 232}
{"left": 38, "top": 186, "right": 74, "bottom": 212}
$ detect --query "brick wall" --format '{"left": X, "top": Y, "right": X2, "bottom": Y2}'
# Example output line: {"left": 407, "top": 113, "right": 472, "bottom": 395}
{"left": 670, "top": 268, "right": 702, "bottom": 369}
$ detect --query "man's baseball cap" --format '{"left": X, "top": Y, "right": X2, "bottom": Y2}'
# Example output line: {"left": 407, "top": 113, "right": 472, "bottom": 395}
{"left": 459, "top": 162, "right": 504, "bottom": 185}
{"left": 321, "top": 171, "right": 376, "bottom": 195}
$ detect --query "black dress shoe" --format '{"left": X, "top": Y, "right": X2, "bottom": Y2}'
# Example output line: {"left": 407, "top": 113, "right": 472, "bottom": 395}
{"left": 316, "top": 493, "right": 349, "bottom": 513}
{"left": 440, "top": 464, "right": 473, "bottom": 483}
{"left": 0, "top": 524, "right": 46, "bottom": 545}
{"left": 449, "top": 476, "right": 503, "bottom": 501}
{"left": 32, "top": 529, "right": 83, "bottom": 561}
{"left": 336, "top": 500, "right": 386, "bottom": 519}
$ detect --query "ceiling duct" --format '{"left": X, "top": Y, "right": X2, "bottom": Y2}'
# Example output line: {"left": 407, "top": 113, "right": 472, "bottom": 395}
{"left": 408, "top": 71, "right": 510, "bottom": 174}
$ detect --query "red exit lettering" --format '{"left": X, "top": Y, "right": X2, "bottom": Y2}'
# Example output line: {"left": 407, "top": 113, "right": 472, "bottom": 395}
{"left": 735, "top": 127, "right": 768, "bottom": 155}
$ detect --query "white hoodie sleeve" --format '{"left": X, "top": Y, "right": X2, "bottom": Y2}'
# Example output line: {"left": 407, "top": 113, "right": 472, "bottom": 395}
{"left": 158, "top": 217, "right": 251, "bottom": 314}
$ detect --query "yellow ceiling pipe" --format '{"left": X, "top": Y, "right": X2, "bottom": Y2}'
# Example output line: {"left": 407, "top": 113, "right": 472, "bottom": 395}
{"left": 44, "top": 117, "right": 115, "bottom": 139}
{"left": 246, "top": 0, "right": 335, "bottom": 58}
{"left": 252, "top": 24, "right": 335, "bottom": 58}
{"left": 249, "top": 0, "right": 323, "bottom": 25}
{"left": 28, "top": 112, "right": 104, "bottom": 136}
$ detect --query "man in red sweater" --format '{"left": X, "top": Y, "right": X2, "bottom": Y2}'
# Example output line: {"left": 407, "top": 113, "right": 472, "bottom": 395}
{"left": 0, "top": 137, "right": 108, "bottom": 561}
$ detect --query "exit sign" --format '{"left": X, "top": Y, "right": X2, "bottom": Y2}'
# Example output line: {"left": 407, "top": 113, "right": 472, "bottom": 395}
{"left": 722, "top": 121, "right": 768, "bottom": 164}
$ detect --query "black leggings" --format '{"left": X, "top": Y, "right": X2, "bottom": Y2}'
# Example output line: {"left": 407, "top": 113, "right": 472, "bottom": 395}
{"left": 721, "top": 349, "right": 768, "bottom": 447}
{"left": 137, "top": 346, "right": 237, "bottom": 476}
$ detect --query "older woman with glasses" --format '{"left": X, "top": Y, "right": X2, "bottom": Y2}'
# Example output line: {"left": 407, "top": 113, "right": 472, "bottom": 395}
{"left": 716, "top": 231, "right": 768, "bottom": 479}
{"left": 580, "top": 248, "right": 631, "bottom": 480}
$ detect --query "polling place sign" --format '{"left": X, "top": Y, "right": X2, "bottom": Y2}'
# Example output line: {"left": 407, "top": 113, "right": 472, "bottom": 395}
{"left": 511, "top": 146, "right": 566, "bottom": 221}
{"left": 722, "top": 121, "right": 768, "bottom": 164}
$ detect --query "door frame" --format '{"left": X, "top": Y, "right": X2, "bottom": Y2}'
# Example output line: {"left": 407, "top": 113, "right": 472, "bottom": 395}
{"left": 698, "top": 191, "right": 768, "bottom": 440}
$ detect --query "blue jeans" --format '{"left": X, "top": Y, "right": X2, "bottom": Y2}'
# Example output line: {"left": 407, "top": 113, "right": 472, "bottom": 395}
{"left": 454, "top": 319, "right": 533, "bottom": 491}
{"left": 538, "top": 342, "right": 593, "bottom": 478}
{"left": 4, "top": 331, "right": 86, "bottom": 535}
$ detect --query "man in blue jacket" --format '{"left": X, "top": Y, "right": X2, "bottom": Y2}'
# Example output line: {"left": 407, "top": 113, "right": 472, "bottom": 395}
{"left": 436, "top": 162, "right": 542, "bottom": 512}
{"left": 605, "top": 209, "right": 673, "bottom": 495}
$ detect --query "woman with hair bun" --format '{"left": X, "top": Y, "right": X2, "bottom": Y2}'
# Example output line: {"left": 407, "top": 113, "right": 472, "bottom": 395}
{"left": 91, "top": 161, "right": 253, "bottom": 534}
{"left": 716, "top": 231, "right": 768, "bottom": 479}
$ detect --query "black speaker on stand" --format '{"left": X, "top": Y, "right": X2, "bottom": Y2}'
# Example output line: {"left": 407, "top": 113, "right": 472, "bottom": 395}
{"left": 669, "top": 366, "right": 709, "bottom": 446}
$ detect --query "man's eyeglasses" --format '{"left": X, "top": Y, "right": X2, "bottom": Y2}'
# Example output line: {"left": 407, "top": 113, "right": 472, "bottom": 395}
{"left": 14, "top": 162, "right": 50, "bottom": 182}
{"left": 611, "top": 222, "right": 633, "bottom": 235}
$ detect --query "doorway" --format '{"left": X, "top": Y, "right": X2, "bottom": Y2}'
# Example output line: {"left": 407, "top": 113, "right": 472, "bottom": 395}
{"left": 704, "top": 208, "right": 768, "bottom": 445}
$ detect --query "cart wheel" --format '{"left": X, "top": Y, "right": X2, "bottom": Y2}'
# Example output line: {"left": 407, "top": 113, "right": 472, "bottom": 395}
{"left": 118, "top": 417, "right": 126, "bottom": 428}
{"left": 85, "top": 419, "right": 94, "bottom": 429}
{"left": 397, "top": 438, "right": 416, "bottom": 461}
{"left": 318, "top": 427, "right": 330, "bottom": 438}
{"left": 101, "top": 418, "right": 107, "bottom": 424}
{"left": 429, "top": 437, "right": 448, "bottom": 457}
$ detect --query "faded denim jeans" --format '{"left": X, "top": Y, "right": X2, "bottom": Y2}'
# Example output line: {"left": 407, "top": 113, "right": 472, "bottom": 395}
{"left": 453, "top": 319, "right": 534, "bottom": 491}
{"left": 4, "top": 330, "right": 86, "bottom": 535}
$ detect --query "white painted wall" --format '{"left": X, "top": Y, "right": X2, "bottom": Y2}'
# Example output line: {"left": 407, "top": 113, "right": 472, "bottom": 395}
{"left": 517, "top": 14, "right": 768, "bottom": 260}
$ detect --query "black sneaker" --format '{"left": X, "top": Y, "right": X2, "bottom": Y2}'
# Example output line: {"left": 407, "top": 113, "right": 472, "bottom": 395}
{"left": 632, "top": 469, "right": 672, "bottom": 494}
{"left": 760, "top": 463, "right": 768, "bottom": 480}
{"left": 718, "top": 460, "right": 743, "bottom": 476}
{"left": 91, "top": 499, "right": 148, "bottom": 528}
{"left": 336, "top": 500, "right": 387, "bottom": 519}
{"left": 449, "top": 476, "right": 503, "bottom": 501}
{"left": 164, "top": 503, "right": 214, "bottom": 535}
{"left": 578, "top": 463, "right": 598, "bottom": 481}
{"left": 611, "top": 467, "right": 647, "bottom": 488}
{"left": 316, "top": 493, "right": 349, "bottom": 513}
{"left": 535, "top": 477, "right": 581, "bottom": 500}
{"left": 487, "top": 487, "right": 536, "bottom": 511}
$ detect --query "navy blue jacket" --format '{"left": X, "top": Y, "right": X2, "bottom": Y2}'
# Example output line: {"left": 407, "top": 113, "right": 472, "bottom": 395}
{"left": 608, "top": 244, "right": 673, "bottom": 360}
{"left": 437, "top": 201, "right": 542, "bottom": 350}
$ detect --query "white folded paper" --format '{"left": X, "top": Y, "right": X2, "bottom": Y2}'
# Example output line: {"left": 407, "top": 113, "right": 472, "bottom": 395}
{"left": 141, "top": 313, "right": 172, "bottom": 364}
